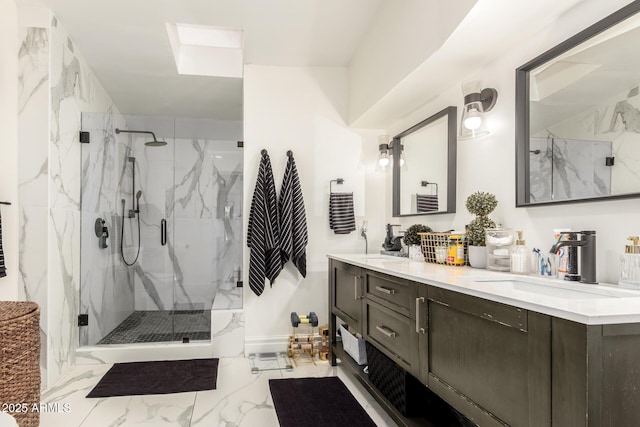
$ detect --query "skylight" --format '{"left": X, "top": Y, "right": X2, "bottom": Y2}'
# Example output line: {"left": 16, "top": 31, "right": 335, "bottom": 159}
{"left": 166, "top": 23, "right": 244, "bottom": 79}
{"left": 175, "top": 23, "right": 243, "bottom": 49}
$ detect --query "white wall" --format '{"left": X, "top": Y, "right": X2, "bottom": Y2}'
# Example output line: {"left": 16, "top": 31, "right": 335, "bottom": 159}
{"left": 349, "top": 0, "right": 477, "bottom": 125}
{"left": 385, "top": 0, "right": 640, "bottom": 284}
{"left": 243, "top": 65, "right": 386, "bottom": 351}
{"left": 0, "top": 0, "right": 19, "bottom": 301}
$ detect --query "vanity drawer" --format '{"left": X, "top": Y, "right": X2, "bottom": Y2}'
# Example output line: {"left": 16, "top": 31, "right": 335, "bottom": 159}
{"left": 365, "top": 271, "right": 415, "bottom": 317}
{"left": 365, "top": 300, "right": 414, "bottom": 368}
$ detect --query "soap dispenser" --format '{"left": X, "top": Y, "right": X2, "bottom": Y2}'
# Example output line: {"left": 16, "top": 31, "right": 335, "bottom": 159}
{"left": 619, "top": 236, "right": 640, "bottom": 288}
{"left": 510, "top": 230, "right": 530, "bottom": 275}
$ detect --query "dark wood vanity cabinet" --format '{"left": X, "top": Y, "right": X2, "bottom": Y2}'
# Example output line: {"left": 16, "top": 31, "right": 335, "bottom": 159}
{"left": 329, "top": 259, "right": 640, "bottom": 427}
{"left": 425, "top": 287, "right": 551, "bottom": 427}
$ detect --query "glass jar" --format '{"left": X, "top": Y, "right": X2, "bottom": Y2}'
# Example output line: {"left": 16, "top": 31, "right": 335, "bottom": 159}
{"left": 486, "top": 228, "right": 514, "bottom": 272}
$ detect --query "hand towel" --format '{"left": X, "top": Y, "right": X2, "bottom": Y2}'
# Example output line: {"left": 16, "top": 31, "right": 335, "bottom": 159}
{"left": 278, "top": 151, "right": 308, "bottom": 277}
{"left": 329, "top": 193, "right": 356, "bottom": 234}
{"left": 247, "top": 150, "right": 281, "bottom": 296}
{"left": 416, "top": 194, "right": 438, "bottom": 213}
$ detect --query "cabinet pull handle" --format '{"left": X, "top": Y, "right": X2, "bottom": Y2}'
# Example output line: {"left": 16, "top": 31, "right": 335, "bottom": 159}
{"left": 354, "top": 276, "right": 359, "bottom": 300}
{"left": 160, "top": 219, "right": 167, "bottom": 246}
{"left": 416, "top": 297, "right": 425, "bottom": 334}
{"left": 376, "top": 325, "right": 397, "bottom": 338}
{"left": 375, "top": 285, "right": 396, "bottom": 295}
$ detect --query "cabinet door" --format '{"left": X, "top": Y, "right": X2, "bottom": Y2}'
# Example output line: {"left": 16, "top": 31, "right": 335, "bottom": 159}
{"left": 426, "top": 286, "right": 551, "bottom": 427}
{"left": 330, "top": 260, "right": 363, "bottom": 334}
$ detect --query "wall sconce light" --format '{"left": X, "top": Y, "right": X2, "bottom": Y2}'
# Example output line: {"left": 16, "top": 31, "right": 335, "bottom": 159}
{"left": 376, "top": 135, "right": 407, "bottom": 172}
{"left": 459, "top": 79, "right": 498, "bottom": 140}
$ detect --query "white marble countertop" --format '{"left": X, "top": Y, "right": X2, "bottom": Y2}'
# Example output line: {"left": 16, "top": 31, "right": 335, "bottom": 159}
{"left": 328, "top": 253, "right": 640, "bottom": 325}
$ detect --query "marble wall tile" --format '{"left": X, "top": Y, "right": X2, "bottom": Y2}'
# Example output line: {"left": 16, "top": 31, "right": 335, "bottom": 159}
{"left": 48, "top": 208, "right": 80, "bottom": 385}
{"left": 79, "top": 212, "right": 134, "bottom": 346}
{"left": 18, "top": 25, "right": 50, "bottom": 388}
{"left": 529, "top": 137, "right": 611, "bottom": 202}
{"left": 211, "top": 310, "right": 244, "bottom": 357}
{"left": 528, "top": 137, "right": 552, "bottom": 203}
{"left": 75, "top": 342, "right": 214, "bottom": 365}
{"left": 79, "top": 111, "right": 135, "bottom": 345}
{"left": 18, "top": 207, "right": 49, "bottom": 321}
{"left": 18, "top": 27, "right": 49, "bottom": 208}
{"left": 46, "top": 17, "right": 116, "bottom": 385}
{"left": 541, "top": 84, "right": 640, "bottom": 198}
{"left": 551, "top": 138, "right": 611, "bottom": 201}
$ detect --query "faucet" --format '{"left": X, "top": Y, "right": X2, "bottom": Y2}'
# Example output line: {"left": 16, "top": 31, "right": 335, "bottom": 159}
{"left": 549, "top": 230, "right": 597, "bottom": 284}
{"left": 360, "top": 221, "right": 368, "bottom": 254}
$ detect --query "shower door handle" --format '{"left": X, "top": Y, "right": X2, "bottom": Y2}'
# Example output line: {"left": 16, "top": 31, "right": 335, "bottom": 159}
{"left": 161, "top": 219, "right": 167, "bottom": 246}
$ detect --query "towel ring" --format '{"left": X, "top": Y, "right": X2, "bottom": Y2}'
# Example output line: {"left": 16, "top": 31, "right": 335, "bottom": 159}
{"left": 420, "top": 181, "right": 438, "bottom": 196}
{"left": 330, "top": 178, "right": 344, "bottom": 194}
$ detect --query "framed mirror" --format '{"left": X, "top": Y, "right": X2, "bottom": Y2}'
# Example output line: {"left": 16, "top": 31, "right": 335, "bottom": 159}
{"left": 392, "top": 106, "right": 457, "bottom": 216}
{"left": 516, "top": 1, "right": 640, "bottom": 206}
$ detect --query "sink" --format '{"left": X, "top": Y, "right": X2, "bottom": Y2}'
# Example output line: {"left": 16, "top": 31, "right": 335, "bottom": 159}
{"left": 473, "top": 279, "right": 637, "bottom": 300}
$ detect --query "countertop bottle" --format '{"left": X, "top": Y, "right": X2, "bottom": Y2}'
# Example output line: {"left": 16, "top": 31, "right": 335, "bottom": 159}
{"left": 510, "top": 230, "right": 530, "bottom": 275}
{"left": 620, "top": 236, "right": 640, "bottom": 288}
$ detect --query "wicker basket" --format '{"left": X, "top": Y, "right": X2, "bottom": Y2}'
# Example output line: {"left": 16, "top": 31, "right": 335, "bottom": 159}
{"left": 0, "top": 302, "right": 41, "bottom": 427}
{"left": 418, "top": 232, "right": 469, "bottom": 266}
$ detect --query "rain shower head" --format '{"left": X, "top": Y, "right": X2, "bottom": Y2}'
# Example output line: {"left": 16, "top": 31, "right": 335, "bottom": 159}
{"left": 145, "top": 138, "right": 167, "bottom": 147}
{"left": 115, "top": 128, "right": 167, "bottom": 147}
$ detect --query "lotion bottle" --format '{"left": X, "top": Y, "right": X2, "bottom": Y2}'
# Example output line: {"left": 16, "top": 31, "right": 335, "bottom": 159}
{"left": 510, "top": 230, "right": 530, "bottom": 275}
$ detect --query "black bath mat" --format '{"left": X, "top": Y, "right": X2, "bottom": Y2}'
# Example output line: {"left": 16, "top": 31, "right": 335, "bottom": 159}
{"left": 86, "top": 358, "right": 219, "bottom": 398}
{"left": 269, "top": 377, "right": 376, "bottom": 427}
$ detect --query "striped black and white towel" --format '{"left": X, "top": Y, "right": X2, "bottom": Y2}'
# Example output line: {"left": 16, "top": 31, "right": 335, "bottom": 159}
{"left": 416, "top": 194, "right": 438, "bottom": 213}
{"left": 0, "top": 208, "right": 5, "bottom": 278}
{"left": 278, "top": 152, "right": 308, "bottom": 277}
{"left": 329, "top": 193, "right": 356, "bottom": 234}
{"left": 247, "top": 150, "right": 282, "bottom": 296}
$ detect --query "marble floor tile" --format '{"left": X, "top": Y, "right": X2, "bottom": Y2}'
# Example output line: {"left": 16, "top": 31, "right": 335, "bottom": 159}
{"left": 80, "top": 393, "right": 196, "bottom": 427}
{"left": 190, "top": 357, "right": 281, "bottom": 427}
{"left": 40, "top": 355, "right": 398, "bottom": 427}
{"left": 40, "top": 364, "right": 112, "bottom": 427}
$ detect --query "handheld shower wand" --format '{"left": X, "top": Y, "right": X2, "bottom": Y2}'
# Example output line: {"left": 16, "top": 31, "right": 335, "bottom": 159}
{"left": 135, "top": 190, "right": 142, "bottom": 214}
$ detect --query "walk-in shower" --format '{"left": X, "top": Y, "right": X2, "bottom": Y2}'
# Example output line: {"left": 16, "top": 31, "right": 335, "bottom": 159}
{"left": 79, "top": 113, "right": 243, "bottom": 347}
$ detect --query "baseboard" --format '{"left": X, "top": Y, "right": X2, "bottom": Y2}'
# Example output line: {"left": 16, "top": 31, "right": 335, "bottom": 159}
{"left": 244, "top": 335, "right": 291, "bottom": 356}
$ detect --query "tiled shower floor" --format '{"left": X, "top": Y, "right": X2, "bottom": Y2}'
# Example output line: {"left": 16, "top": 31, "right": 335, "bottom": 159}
{"left": 97, "top": 310, "right": 211, "bottom": 344}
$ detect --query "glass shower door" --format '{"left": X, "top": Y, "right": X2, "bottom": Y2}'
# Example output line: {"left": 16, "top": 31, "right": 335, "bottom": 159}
{"left": 172, "top": 134, "right": 244, "bottom": 328}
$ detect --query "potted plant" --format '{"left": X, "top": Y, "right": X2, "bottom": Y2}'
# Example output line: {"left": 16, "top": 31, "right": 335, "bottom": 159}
{"left": 465, "top": 191, "right": 498, "bottom": 268}
{"left": 404, "top": 224, "right": 432, "bottom": 260}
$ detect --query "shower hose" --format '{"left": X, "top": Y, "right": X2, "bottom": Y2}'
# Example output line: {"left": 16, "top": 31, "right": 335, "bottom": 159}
{"left": 120, "top": 203, "right": 141, "bottom": 266}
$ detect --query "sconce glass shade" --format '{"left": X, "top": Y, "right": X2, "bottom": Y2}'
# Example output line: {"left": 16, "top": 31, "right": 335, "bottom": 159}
{"left": 376, "top": 135, "right": 391, "bottom": 172}
{"left": 378, "top": 146, "right": 390, "bottom": 167}
{"left": 459, "top": 79, "right": 497, "bottom": 140}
